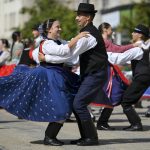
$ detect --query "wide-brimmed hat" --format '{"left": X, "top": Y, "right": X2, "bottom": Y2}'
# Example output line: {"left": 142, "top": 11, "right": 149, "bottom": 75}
{"left": 133, "top": 24, "right": 150, "bottom": 37}
{"left": 75, "top": 3, "right": 97, "bottom": 14}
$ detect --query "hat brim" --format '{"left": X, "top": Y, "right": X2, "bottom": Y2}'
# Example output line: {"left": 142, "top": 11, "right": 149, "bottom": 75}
{"left": 133, "top": 29, "right": 149, "bottom": 37}
{"left": 75, "top": 10, "right": 97, "bottom": 13}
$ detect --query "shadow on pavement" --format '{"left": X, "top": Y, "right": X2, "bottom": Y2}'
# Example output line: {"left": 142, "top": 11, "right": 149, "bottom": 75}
{"left": 97, "top": 125, "right": 150, "bottom": 131}
{"left": 99, "top": 138, "right": 150, "bottom": 145}
{"left": 30, "top": 137, "right": 150, "bottom": 146}
{"left": 30, "top": 140, "right": 44, "bottom": 144}
{"left": 0, "top": 120, "right": 25, "bottom": 123}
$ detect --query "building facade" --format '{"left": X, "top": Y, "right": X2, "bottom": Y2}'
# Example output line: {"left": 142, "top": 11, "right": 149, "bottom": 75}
{"left": 0, "top": 0, "right": 34, "bottom": 39}
{"left": 0, "top": 0, "right": 148, "bottom": 42}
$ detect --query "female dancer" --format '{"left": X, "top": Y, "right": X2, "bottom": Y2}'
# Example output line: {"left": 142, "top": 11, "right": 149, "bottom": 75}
{"left": 96, "top": 22, "right": 141, "bottom": 130}
{"left": 41, "top": 22, "right": 145, "bottom": 132}
{"left": 0, "top": 39, "right": 16, "bottom": 77}
{"left": 0, "top": 18, "right": 96, "bottom": 146}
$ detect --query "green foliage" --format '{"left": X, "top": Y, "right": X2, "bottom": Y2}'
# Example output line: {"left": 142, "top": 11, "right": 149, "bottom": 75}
{"left": 20, "top": 0, "right": 78, "bottom": 40}
{"left": 118, "top": 0, "right": 150, "bottom": 37}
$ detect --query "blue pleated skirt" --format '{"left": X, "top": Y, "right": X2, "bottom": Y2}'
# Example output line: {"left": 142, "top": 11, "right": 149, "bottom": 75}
{"left": 0, "top": 65, "right": 80, "bottom": 122}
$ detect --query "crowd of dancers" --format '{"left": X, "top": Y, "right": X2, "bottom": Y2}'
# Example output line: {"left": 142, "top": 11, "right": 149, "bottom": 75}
{"left": 0, "top": 2, "right": 150, "bottom": 146}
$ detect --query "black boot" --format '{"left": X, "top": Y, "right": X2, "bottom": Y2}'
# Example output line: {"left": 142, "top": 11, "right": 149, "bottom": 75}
{"left": 44, "top": 122, "right": 64, "bottom": 146}
{"left": 97, "top": 108, "right": 115, "bottom": 130}
{"left": 70, "top": 111, "right": 85, "bottom": 144}
{"left": 145, "top": 107, "right": 150, "bottom": 117}
{"left": 134, "top": 101, "right": 143, "bottom": 108}
{"left": 76, "top": 119, "right": 99, "bottom": 146}
{"left": 123, "top": 106, "right": 143, "bottom": 131}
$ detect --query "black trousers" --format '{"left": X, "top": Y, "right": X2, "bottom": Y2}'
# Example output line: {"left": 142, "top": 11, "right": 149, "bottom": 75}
{"left": 121, "top": 75, "right": 150, "bottom": 108}
{"left": 73, "top": 69, "right": 109, "bottom": 120}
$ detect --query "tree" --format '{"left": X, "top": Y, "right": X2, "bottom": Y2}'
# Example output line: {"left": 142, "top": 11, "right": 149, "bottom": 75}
{"left": 20, "top": 0, "right": 78, "bottom": 40}
{"left": 118, "top": 0, "right": 150, "bottom": 37}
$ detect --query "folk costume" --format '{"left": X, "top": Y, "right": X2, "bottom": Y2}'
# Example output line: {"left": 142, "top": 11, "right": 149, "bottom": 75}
{"left": 0, "top": 39, "right": 80, "bottom": 122}
{"left": 96, "top": 45, "right": 143, "bottom": 130}
{"left": 0, "top": 33, "right": 24, "bottom": 77}
{"left": 0, "top": 47, "right": 16, "bottom": 77}
{"left": 121, "top": 24, "right": 150, "bottom": 131}
{"left": 70, "top": 3, "right": 109, "bottom": 146}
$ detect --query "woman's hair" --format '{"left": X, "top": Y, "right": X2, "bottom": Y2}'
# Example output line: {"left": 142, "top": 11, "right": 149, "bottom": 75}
{"left": 98, "top": 22, "right": 111, "bottom": 34}
{"left": 0, "top": 39, "right": 10, "bottom": 48}
{"left": 41, "top": 19, "right": 56, "bottom": 38}
{"left": 12, "top": 31, "right": 21, "bottom": 42}
{"left": 23, "top": 38, "right": 33, "bottom": 49}
{"left": 10, "top": 31, "right": 21, "bottom": 60}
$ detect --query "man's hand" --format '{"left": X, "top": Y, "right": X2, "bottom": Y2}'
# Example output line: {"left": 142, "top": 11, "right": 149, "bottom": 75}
{"left": 133, "top": 42, "right": 141, "bottom": 47}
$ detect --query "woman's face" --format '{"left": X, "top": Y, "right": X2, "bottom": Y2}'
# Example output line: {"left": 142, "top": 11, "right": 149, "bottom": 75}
{"left": 103, "top": 26, "right": 113, "bottom": 37}
{"left": 32, "top": 30, "right": 40, "bottom": 38}
{"left": 48, "top": 21, "right": 62, "bottom": 39}
{"left": 0, "top": 40, "right": 4, "bottom": 50}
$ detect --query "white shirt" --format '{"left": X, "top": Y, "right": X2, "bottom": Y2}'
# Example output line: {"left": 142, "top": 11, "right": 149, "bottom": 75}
{"left": 34, "top": 36, "right": 43, "bottom": 48}
{"left": 107, "top": 41, "right": 145, "bottom": 65}
{"left": 0, "top": 51, "right": 10, "bottom": 65}
{"left": 32, "top": 34, "right": 97, "bottom": 65}
{"left": 107, "top": 47, "right": 143, "bottom": 65}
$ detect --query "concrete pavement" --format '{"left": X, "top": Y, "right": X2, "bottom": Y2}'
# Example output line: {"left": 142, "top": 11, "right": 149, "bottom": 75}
{"left": 0, "top": 100, "right": 150, "bottom": 150}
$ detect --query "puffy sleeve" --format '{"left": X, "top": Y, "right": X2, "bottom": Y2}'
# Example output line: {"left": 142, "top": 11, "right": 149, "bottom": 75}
{"left": 32, "top": 47, "right": 40, "bottom": 64}
{"left": 42, "top": 40, "right": 70, "bottom": 56}
{"left": 105, "top": 39, "right": 134, "bottom": 53}
{"left": 107, "top": 47, "right": 143, "bottom": 65}
{"left": 70, "top": 34, "right": 97, "bottom": 56}
{"left": 0, "top": 51, "right": 10, "bottom": 65}
{"left": 44, "top": 34, "right": 97, "bottom": 63}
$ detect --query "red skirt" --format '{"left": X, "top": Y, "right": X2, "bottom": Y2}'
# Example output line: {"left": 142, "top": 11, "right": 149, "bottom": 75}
{"left": 0, "top": 64, "right": 16, "bottom": 77}
{"left": 90, "top": 64, "right": 129, "bottom": 108}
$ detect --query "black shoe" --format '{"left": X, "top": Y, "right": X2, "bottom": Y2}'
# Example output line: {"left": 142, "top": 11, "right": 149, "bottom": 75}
{"left": 66, "top": 118, "right": 75, "bottom": 122}
{"left": 123, "top": 106, "right": 143, "bottom": 131}
{"left": 92, "top": 116, "right": 96, "bottom": 122}
{"left": 145, "top": 111, "right": 150, "bottom": 117}
{"left": 97, "top": 124, "right": 115, "bottom": 130}
{"left": 70, "top": 138, "right": 83, "bottom": 144}
{"left": 44, "top": 136, "right": 64, "bottom": 146}
{"left": 18, "top": 116, "right": 23, "bottom": 119}
{"left": 134, "top": 102, "right": 143, "bottom": 108}
{"left": 123, "top": 124, "right": 143, "bottom": 131}
{"left": 76, "top": 138, "right": 99, "bottom": 146}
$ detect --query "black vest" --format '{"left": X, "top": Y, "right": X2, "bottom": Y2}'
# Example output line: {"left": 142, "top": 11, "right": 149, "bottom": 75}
{"left": 80, "top": 22, "right": 108, "bottom": 77}
{"left": 131, "top": 49, "right": 150, "bottom": 78}
{"left": 19, "top": 48, "right": 36, "bottom": 66}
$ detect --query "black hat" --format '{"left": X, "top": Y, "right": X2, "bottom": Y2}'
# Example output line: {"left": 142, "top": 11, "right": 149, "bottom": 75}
{"left": 75, "top": 3, "right": 97, "bottom": 14}
{"left": 133, "top": 24, "right": 150, "bottom": 37}
{"left": 32, "top": 23, "right": 40, "bottom": 31}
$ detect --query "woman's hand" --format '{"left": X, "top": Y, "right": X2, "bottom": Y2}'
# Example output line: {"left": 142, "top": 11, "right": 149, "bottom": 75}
{"left": 76, "top": 31, "right": 89, "bottom": 39}
{"left": 68, "top": 32, "right": 89, "bottom": 49}
{"left": 38, "top": 52, "right": 45, "bottom": 62}
{"left": 15, "top": 49, "right": 22, "bottom": 57}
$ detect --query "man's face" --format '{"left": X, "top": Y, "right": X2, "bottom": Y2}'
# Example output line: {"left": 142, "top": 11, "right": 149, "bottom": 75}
{"left": 32, "top": 30, "right": 40, "bottom": 38}
{"left": 132, "top": 32, "right": 142, "bottom": 42}
{"left": 75, "top": 12, "right": 90, "bottom": 28}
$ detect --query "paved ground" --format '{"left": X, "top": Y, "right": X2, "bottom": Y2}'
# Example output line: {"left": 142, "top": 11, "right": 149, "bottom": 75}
{"left": 0, "top": 100, "right": 150, "bottom": 150}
